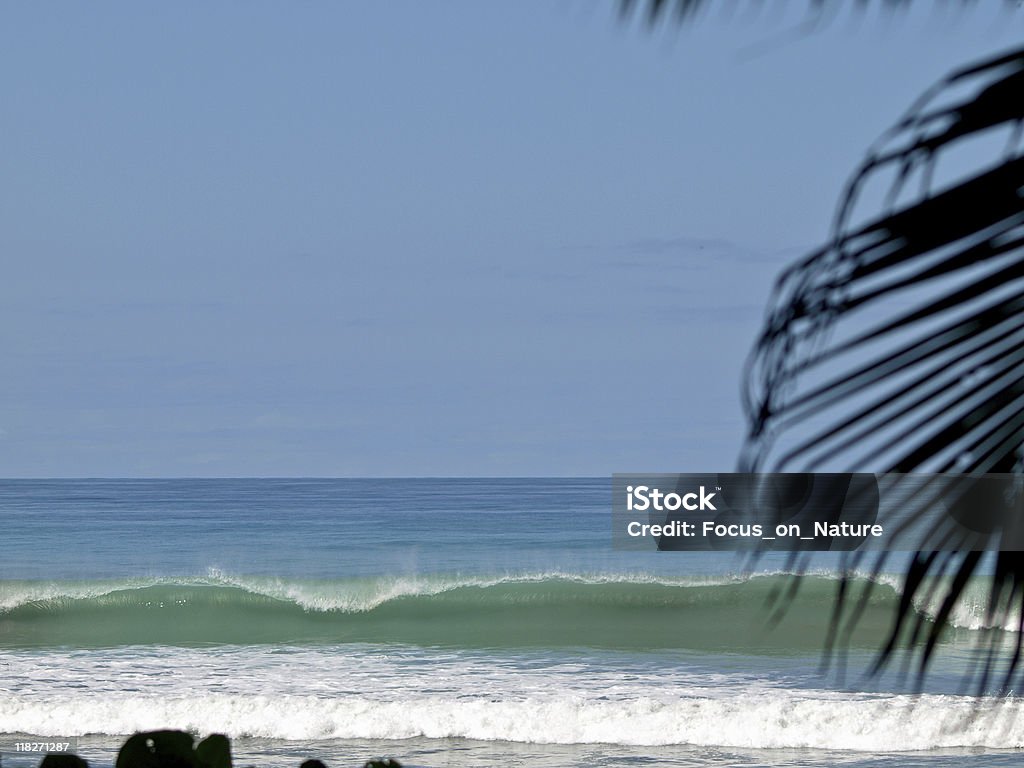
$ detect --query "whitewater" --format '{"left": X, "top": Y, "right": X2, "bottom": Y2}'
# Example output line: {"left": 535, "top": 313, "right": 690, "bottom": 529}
{"left": 1, "top": 478, "right": 1022, "bottom": 768}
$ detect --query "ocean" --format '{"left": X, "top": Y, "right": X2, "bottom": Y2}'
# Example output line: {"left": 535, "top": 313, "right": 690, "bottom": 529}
{"left": 0, "top": 478, "right": 1022, "bottom": 767}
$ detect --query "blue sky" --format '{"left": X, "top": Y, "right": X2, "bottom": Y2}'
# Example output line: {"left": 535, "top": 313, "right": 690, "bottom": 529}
{"left": 1, "top": 2, "right": 1020, "bottom": 477}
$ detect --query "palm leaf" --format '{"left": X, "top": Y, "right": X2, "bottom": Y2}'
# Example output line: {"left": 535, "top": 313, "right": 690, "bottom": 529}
{"left": 618, "top": 0, "right": 1024, "bottom": 693}
{"left": 740, "top": 46, "right": 1024, "bottom": 693}
{"left": 619, "top": 0, "right": 1021, "bottom": 28}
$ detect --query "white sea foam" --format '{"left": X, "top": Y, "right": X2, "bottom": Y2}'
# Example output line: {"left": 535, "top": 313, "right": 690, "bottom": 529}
{"left": 0, "top": 569, "right": 761, "bottom": 613}
{"left": 1, "top": 691, "right": 1022, "bottom": 750}
{"left": 1, "top": 645, "right": 1021, "bottom": 751}
{"left": 199, "top": 568, "right": 768, "bottom": 613}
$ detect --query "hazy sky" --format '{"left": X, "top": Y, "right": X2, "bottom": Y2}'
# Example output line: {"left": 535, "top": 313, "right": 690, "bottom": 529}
{"left": 2, "top": 2, "right": 1020, "bottom": 477}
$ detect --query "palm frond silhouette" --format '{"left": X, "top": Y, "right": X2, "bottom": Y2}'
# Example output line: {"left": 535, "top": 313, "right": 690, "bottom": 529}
{"left": 618, "top": 0, "right": 1024, "bottom": 693}
{"left": 737, "top": 47, "right": 1024, "bottom": 693}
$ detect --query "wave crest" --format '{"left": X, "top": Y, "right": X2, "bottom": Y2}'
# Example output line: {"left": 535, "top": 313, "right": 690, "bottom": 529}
{"left": 1, "top": 691, "right": 1021, "bottom": 750}
{"left": 0, "top": 570, "right": 1011, "bottom": 650}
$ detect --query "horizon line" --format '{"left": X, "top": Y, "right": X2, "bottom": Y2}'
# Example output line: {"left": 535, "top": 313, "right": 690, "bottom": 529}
{"left": 0, "top": 475, "right": 614, "bottom": 481}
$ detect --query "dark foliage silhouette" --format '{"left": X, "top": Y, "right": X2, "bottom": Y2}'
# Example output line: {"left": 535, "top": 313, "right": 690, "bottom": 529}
{"left": 32, "top": 731, "right": 402, "bottom": 768}
{"left": 739, "top": 46, "right": 1024, "bottom": 694}
{"left": 619, "top": 0, "right": 1020, "bottom": 28}
{"left": 622, "top": 0, "right": 1024, "bottom": 693}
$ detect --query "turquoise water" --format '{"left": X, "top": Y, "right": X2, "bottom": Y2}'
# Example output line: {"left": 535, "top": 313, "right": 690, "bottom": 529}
{"left": 0, "top": 479, "right": 1020, "bottom": 767}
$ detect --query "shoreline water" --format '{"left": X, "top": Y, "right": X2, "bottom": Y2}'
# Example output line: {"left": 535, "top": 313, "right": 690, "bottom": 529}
{"left": 5, "top": 734, "right": 1024, "bottom": 768}
{"left": 1, "top": 479, "right": 1021, "bottom": 767}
